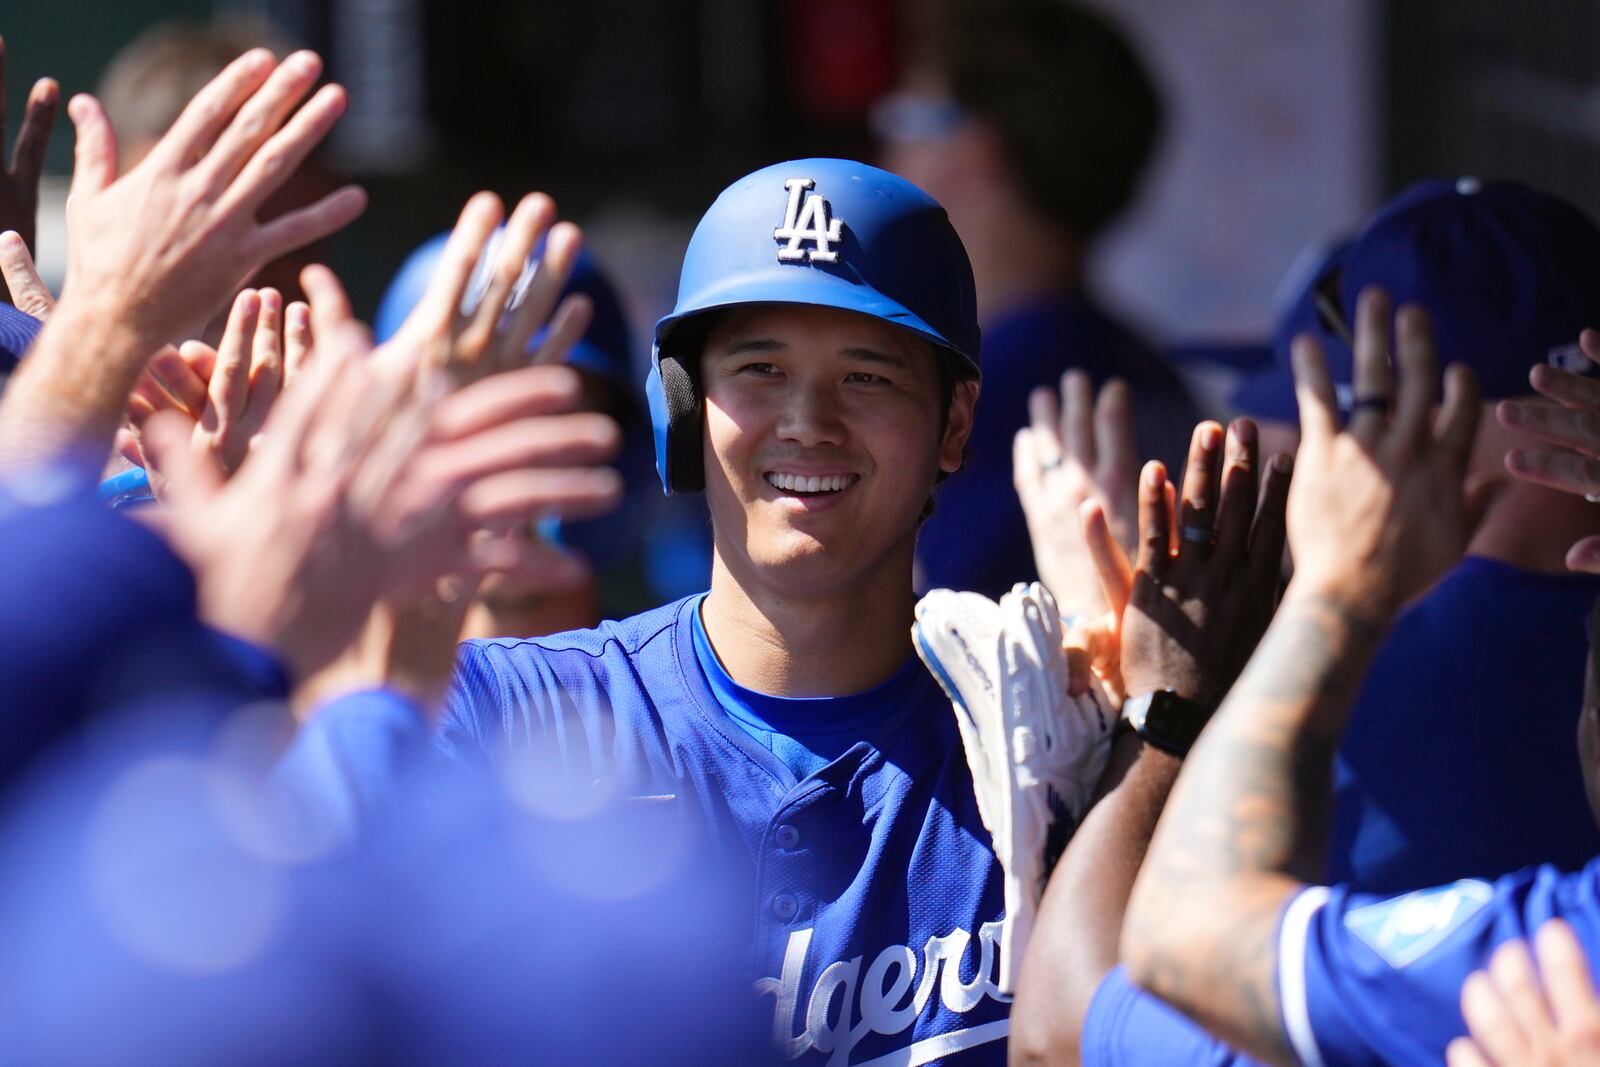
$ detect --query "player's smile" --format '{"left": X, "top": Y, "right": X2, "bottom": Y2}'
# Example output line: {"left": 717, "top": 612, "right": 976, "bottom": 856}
{"left": 761, "top": 469, "right": 863, "bottom": 510}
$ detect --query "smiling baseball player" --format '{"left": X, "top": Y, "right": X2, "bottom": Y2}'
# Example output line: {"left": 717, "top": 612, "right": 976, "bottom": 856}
{"left": 290, "top": 158, "right": 1075, "bottom": 1064}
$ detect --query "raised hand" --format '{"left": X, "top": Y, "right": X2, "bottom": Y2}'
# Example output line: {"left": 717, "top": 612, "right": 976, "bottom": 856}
{"left": 0, "top": 49, "right": 364, "bottom": 470}
{"left": 1089, "top": 419, "right": 1290, "bottom": 709}
{"left": 1498, "top": 328, "right": 1600, "bottom": 572}
{"left": 0, "top": 36, "right": 59, "bottom": 282}
{"left": 1287, "top": 288, "right": 1487, "bottom": 622}
{"left": 1014, "top": 371, "right": 1137, "bottom": 617}
{"left": 294, "top": 193, "right": 611, "bottom": 715}
{"left": 120, "top": 287, "right": 313, "bottom": 483}
{"left": 144, "top": 263, "right": 621, "bottom": 681}
{"left": 1448, "top": 920, "right": 1600, "bottom": 1067}
{"left": 379, "top": 190, "right": 590, "bottom": 385}
{"left": 59, "top": 48, "right": 364, "bottom": 348}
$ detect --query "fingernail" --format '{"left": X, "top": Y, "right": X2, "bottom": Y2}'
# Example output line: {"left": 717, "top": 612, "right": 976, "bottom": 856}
{"left": 1199, "top": 423, "right": 1222, "bottom": 449}
{"left": 1499, "top": 401, "right": 1523, "bottom": 425}
{"left": 290, "top": 51, "right": 320, "bottom": 74}
{"left": 1233, "top": 419, "right": 1257, "bottom": 444}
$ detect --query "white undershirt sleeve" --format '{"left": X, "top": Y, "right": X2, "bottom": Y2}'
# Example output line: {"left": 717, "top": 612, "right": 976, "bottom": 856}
{"left": 1277, "top": 885, "right": 1333, "bottom": 1067}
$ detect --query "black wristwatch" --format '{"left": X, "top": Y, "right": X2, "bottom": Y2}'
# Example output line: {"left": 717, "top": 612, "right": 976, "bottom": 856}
{"left": 1121, "top": 689, "right": 1212, "bottom": 757}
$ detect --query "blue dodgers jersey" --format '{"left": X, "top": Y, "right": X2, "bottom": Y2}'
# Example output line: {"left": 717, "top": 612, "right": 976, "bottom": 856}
{"left": 1279, "top": 860, "right": 1600, "bottom": 1067}
{"left": 437, "top": 595, "right": 1011, "bottom": 1065}
{"left": 1331, "top": 557, "right": 1600, "bottom": 893}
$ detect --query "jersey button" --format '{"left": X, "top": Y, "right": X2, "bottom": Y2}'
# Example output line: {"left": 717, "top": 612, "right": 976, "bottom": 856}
{"left": 775, "top": 824, "right": 801, "bottom": 850}
{"left": 771, "top": 893, "right": 799, "bottom": 921}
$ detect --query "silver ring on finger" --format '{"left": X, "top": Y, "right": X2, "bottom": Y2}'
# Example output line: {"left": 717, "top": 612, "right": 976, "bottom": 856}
{"left": 1350, "top": 395, "right": 1391, "bottom": 417}
{"left": 1586, "top": 492, "right": 1600, "bottom": 503}
{"left": 1039, "top": 453, "right": 1064, "bottom": 471}
{"left": 1180, "top": 524, "right": 1213, "bottom": 545}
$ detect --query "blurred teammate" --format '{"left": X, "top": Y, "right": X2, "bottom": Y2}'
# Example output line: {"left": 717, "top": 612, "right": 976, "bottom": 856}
{"left": 876, "top": 0, "right": 1198, "bottom": 599}
{"left": 1010, "top": 179, "right": 1600, "bottom": 1067}
{"left": 1113, "top": 294, "right": 1600, "bottom": 1067}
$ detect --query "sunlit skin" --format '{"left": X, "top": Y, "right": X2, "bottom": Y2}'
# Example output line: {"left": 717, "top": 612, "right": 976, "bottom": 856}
{"left": 697, "top": 304, "right": 978, "bottom": 697}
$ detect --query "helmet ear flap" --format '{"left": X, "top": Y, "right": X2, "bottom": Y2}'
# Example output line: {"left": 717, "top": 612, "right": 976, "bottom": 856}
{"left": 647, "top": 348, "right": 705, "bottom": 494}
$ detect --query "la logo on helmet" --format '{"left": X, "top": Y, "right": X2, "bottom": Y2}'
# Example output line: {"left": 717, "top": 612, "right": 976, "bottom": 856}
{"left": 774, "top": 178, "right": 844, "bottom": 263}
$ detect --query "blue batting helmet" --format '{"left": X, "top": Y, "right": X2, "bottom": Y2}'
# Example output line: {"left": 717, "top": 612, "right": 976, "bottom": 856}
{"left": 647, "top": 158, "right": 981, "bottom": 494}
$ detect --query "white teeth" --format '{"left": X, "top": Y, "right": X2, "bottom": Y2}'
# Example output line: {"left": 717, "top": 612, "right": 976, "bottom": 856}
{"left": 765, "top": 472, "right": 858, "bottom": 493}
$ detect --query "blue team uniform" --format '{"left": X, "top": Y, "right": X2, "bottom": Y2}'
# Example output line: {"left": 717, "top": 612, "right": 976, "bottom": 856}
{"left": 0, "top": 683, "right": 764, "bottom": 1067}
{"left": 1082, "top": 861, "right": 1600, "bottom": 1067}
{"left": 293, "top": 594, "right": 1012, "bottom": 1065}
{"left": 1278, "top": 861, "right": 1600, "bottom": 1066}
{"left": 916, "top": 294, "right": 1198, "bottom": 599}
{"left": 0, "top": 470, "right": 291, "bottom": 789}
{"left": 1331, "top": 556, "right": 1600, "bottom": 892}
{"left": 1078, "top": 557, "right": 1600, "bottom": 1065}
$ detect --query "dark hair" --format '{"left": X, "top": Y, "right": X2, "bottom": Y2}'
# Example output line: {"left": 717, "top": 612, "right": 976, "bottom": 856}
{"left": 916, "top": 0, "right": 1165, "bottom": 244}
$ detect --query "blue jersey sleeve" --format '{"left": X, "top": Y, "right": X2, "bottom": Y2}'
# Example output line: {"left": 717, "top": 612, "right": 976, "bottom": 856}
{"left": 1082, "top": 966, "right": 1260, "bottom": 1067}
{"left": 1278, "top": 861, "right": 1600, "bottom": 1067}
{"left": 273, "top": 688, "right": 429, "bottom": 838}
{"left": 276, "top": 623, "right": 665, "bottom": 833}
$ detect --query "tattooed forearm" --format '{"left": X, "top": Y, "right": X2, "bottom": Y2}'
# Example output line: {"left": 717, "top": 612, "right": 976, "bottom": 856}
{"left": 1121, "top": 589, "right": 1388, "bottom": 1066}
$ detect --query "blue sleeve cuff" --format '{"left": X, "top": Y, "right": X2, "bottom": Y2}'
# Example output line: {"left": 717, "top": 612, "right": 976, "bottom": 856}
{"left": 1084, "top": 966, "right": 1253, "bottom": 1067}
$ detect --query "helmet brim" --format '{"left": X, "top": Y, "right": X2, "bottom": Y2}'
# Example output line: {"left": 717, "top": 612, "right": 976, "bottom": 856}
{"left": 653, "top": 268, "right": 980, "bottom": 379}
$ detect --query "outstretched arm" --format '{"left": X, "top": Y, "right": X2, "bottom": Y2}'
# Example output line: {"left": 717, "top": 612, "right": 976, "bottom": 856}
{"left": 1120, "top": 290, "right": 1488, "bottom": 1065}
{"left": 0, "top": 48, "right": 364, "bottom": 470}
{"left": 1011, "top": 418, "right": 1290, "bottom": 1067}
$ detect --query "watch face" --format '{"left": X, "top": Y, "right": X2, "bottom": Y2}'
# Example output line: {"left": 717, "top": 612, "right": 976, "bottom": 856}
{"left": 1139, "top": 691, "right": 1209, "bottom": 755}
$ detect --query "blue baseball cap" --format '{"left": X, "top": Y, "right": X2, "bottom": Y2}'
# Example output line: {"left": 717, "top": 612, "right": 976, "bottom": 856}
{"left": 0, "top": 302, "right": 44, "bottom": 374}
{"left": 1233, "top": 177, "right": 1600, "bottom": 421}
{"left": 374, "top": 231, "right": 635, "bottom": 389}
{"left": 1230, "top": 237, "right": 1353, "bottom": 422}
{"left": 1331, "top": 177, "right": 1600, "bottom": 400}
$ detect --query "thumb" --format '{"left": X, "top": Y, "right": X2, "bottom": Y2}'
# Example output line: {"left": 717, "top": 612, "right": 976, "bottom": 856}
{"left": 139, "top": 410, "right": 223, "bottom": 506}
{"left": 66, "top": 94, "right": 118, "bottom": 199}
{"left": 1082, "top": 497, "right": 1133, "bottom": 613}
{"left": 0, "top": 231, "right": 54, "bottom": 319}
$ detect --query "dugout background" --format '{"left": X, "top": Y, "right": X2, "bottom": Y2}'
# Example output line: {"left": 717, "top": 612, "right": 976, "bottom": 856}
{"left": 3, "top": 0, "right": 1597, "bottom": 361}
